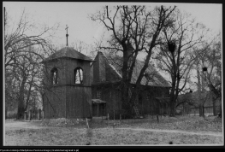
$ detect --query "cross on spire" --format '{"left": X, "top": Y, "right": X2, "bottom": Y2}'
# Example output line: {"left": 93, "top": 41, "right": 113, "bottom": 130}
{"left": 65, "top": 25, "right": 69, "bottom": 46}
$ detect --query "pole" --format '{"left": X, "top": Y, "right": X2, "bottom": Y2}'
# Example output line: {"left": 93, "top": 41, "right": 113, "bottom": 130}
{"left": 86, "top": 118, "right": 89, "bottom": 129}
{"left": 65, "top": 25, "right": 69, "bottom": 46}
{"left": 4, "top": 7, "right": 5, "bottom": 34}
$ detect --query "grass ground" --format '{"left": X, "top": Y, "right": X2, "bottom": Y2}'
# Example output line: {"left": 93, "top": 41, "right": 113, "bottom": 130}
{"left": 4, "top": 115, "right": 223, "bottom": 146}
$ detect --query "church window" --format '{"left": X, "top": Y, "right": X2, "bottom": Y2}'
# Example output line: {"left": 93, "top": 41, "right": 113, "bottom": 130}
{"left": 51, "top": 68, "right": 58, "bottom": 85}
{"left": 74, "top": 68, "right": 83, "bottom": 84}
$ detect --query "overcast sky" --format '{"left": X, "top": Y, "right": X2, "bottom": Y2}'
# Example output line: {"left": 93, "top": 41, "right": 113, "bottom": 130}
{"left": 3, "top": 2, "right": 222, "bottom": 47}
{"left": 3, "top": 2, "right": 222, "bottom": 92}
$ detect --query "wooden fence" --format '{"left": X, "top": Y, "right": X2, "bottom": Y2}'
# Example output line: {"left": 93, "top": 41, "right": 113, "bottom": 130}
{"left": 185, "top": 106, "right": 221, "bottom": 116}
{"left": 24, "top": 109, "right": 44, "bottom": 120}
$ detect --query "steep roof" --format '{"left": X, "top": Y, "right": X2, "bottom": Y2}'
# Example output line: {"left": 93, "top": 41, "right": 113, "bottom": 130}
{"left": 99, "top": 52, "right": 171, "bottom": 87}
{"left": 132, "top": 60, "right": 171, "bottom": 87}
{"left": 43, "top": 47, "right": 92, "bottom": 62}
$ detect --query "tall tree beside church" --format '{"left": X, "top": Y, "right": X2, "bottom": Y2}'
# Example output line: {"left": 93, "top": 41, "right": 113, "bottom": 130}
{"left": 154, "top": 9, "right": 209, "bottom": 116}
{"left": 192, "top": 35, "right": 221, "bottom": 116}
{"left": 91, "top": 5, "right": 176, "bottom": 117}
{"left": 4, "top": 8, "right": 59, "bottom": 119}
{"left": 204, "top": 38, "right": 221, "bottom": 100}
{"left": 206, "top": 40, "right": 222, "bottom": 116}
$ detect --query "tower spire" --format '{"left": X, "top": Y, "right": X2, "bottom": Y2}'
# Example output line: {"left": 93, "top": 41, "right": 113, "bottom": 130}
{"left": 65, "top": 25, "right": 69, "bottom": 46}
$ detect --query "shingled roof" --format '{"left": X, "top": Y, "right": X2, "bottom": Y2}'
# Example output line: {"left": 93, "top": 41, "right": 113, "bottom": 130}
{"left": 101, "top": 52, "right": 171, "bottom": 87}
{"left": 43, "top": 47, "right": 92, "bottom": 62}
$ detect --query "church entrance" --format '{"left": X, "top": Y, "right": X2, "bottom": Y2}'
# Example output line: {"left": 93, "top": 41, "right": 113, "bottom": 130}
{"left": 92, "top": 99, "right": 106, "bottom": 117}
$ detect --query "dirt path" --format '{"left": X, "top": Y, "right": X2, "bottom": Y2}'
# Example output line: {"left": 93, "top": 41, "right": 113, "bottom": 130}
{"left": 4, "top": 121, "right": 222, "bottom": 145}
{"left": 5, "top": 121, "right": 46, "bottom": 131}
{"left": 5, "top": 121, "right": 222, "bottom": 137}
{"left": 114, "top": 128, "right": 223, "bottom": 137}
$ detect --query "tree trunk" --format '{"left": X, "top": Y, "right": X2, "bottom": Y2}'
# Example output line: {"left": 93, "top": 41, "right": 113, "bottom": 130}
{"left": 196, "top": 64, "right": 205, "bottom": 117}
{"left": 121, "top": 45, "right": 134, "bottom": 119}
{"left": 170, "top": 98, "right": 176, "bottom": 117}
{"left": 17, "top": 106, "right": 25, "bottom": 120}
{"left": 212, "top": 97, "right": 216, "bottom": 116}
{"left": 121, "top": 82, "right": 133, "bottom": 118}
{"left": 199, "top": 105, "right": 204, "bottom": 117}
{"left": 169, "top": 76, "right": 176, "bottom": 117}
{"left": 24, "top": 80, "right": 33, "bottom": 111}
{"left": 17, "top": 78, "right": 26, "bottom": 119}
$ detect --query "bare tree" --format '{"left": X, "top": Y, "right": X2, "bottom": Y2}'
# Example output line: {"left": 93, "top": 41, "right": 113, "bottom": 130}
{"left": 4, "top": 8, "right": 59, "bottom": 119}
{"left": 7, "top": 46, "right": 43, "bottom": 119}
{"left": 205, "top": 40, "right": 221, "bottom": 100}
{"left": 154, "top": 9, "right": 209, "bottom": 116}
{"left": 193, "top": 36, "right": 221, "bottom": 116}
{"left": 91, "top": 5, "right": 176, "bottom": 117}
{"left": 4, "top": 9, "right": 59, "bottom": 70}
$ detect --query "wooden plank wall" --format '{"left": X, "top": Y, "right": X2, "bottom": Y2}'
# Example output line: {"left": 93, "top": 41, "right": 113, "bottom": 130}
{"left": 66, "top": 86, "right": 92, "bottom": 118}
{"left": 142, "top": 87, "right": 170, "bottom": 115}
{"left": 92, "top": 85, "right": 170, "bottom": 118}
{"left": 44, "top": 86, "right": 66, "bottom": 118}
{"left": 92, "top": 84, "right": 122, "bottom": 118}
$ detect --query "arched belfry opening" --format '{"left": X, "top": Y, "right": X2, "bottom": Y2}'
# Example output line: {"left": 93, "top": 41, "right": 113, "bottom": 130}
{"left": 51, "top": 68, "right": 58, "bottom": 85}
{"left": 42, "top": 46, "right": 93, "bottom": 119}
{"left": 74, "top": 67, "right": 83, "bottom": 84}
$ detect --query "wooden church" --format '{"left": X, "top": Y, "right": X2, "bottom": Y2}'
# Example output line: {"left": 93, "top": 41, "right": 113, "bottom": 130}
{"left": 42, "top": 30, "right": 171, "bottom": 119}
{"left": 91, "top": 52, "right": 171, "bottom": 118}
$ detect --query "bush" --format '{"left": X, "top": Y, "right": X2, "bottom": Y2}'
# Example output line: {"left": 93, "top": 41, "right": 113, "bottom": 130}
{"left": 6, "top": 110, "right": 17, "bottom": 119}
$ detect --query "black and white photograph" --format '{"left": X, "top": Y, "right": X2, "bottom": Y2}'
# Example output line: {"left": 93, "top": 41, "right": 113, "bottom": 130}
{"left": 3, "top": 2, "right": 223, "bottom": 146}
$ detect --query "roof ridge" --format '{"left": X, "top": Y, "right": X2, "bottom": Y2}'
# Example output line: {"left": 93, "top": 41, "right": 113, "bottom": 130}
{"left": 97, "top": 51, "right": 122, "bottom": 78}
{"left": 95, "top": 51, "right": 170, "bottom": 87}
{"left": 43, "top": 47, "right": 92, "bottom": 62}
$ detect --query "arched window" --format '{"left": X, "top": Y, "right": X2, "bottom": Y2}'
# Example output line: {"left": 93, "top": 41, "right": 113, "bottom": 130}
{"left": 51, "top": 68, "right": 58, "bottom": 85}
{"left": 74, "top": 68, "right": 83, "bottom": 84}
